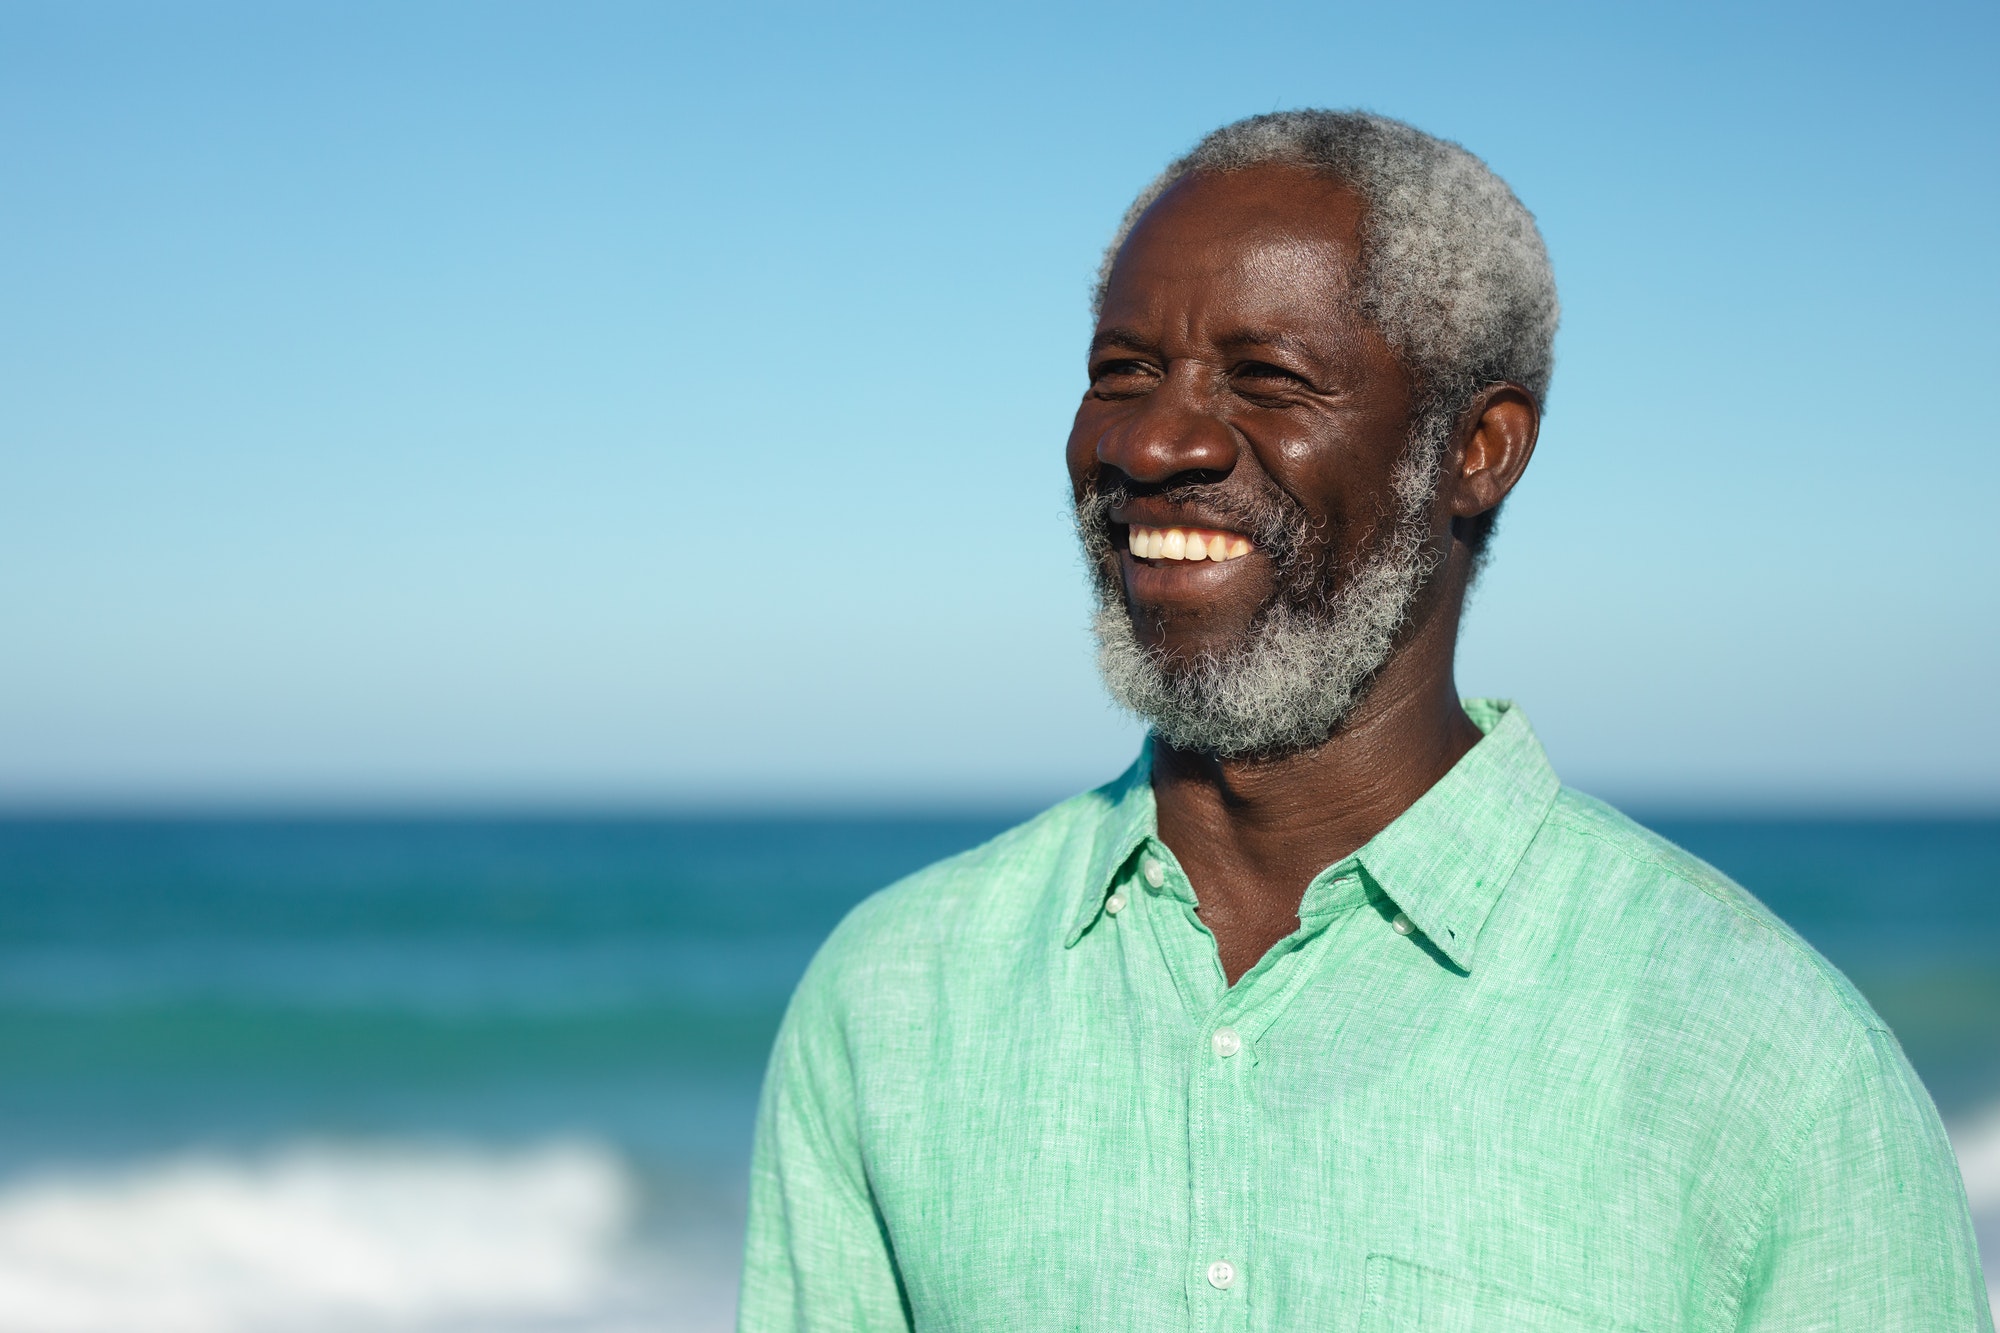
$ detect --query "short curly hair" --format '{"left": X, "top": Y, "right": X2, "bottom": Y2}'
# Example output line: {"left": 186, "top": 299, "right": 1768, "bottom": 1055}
{"left": 1096, "top": 110, "right": 1559, "bottom": 561}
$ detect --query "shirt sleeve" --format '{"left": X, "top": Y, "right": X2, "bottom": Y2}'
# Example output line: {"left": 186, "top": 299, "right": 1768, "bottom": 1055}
{"left": 1733, "top": 1025, "right": 1992, "bottom": 1331}
{"left": 737, "top": 957, "right": 912, "bottom": 1333}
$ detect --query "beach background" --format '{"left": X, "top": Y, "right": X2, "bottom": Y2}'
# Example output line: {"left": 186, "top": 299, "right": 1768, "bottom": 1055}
{"left": 3, "top": 1, "right": 1996, "bottom": 1328}
{"left": 0, "top": 814, "right": 1996, "bottom": 1329}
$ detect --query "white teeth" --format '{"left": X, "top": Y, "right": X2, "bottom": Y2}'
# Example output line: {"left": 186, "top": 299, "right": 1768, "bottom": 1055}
{"left": 1127, "top": 525, "right": 1251, "bottom": 563}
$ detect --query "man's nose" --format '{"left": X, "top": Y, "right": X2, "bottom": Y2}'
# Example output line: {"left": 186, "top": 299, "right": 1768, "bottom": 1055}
{"left": 1094, "top": 373, "right": 1239, "bottom": 485}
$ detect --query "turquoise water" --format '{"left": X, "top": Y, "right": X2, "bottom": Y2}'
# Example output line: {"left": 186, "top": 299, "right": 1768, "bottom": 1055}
{"left": 0, "top": 818, "right": 1013, "bottom": 1169}
{"left": 0, "top": 814, "right": 1994, "bottom": 1328}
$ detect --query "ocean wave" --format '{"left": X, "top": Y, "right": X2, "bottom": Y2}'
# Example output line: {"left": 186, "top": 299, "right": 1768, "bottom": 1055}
{"left": 0, "top": 1139, "right": 729, "bottom": 1333}
{"left": 1950, "top": 1108, "right": 2000, "bottom": 1311}
{"left": 0, "top": 1120, "right": 1991, "bottom": 1330}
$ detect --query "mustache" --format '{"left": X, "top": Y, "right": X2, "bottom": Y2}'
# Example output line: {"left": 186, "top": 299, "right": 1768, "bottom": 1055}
{"left": 1073, "top": 479, "right": 1317, "bottom": 568}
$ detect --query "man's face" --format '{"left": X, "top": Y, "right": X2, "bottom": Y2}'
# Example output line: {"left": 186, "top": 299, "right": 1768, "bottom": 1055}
{"left": 1068, "top": 165, "right": 1440, "bottom": 755}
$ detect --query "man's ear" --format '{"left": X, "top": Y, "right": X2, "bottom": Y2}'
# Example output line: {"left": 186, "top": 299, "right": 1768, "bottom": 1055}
{"left": 1447, "top": 385, "right": 1539, "bottom": 522}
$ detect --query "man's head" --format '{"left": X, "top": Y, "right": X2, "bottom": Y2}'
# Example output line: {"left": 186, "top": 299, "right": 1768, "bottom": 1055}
{"left": 1068, "top": 110, "right": 1557, "bottom": 759}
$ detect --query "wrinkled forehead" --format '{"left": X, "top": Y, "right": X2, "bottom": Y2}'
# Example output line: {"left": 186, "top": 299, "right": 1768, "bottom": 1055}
{"left": 1098, "top": 166, "right": 1370, "bottom": 335}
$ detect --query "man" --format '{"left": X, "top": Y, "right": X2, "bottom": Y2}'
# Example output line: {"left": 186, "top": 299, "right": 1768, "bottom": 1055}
{"left": 737, "top": 111, "right": 1990, "bottom": 1330}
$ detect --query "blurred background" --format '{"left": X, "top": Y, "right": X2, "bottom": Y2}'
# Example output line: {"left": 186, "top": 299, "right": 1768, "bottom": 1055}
{"left": 2, "top": 1, "right": 1996, "bottom": 1327}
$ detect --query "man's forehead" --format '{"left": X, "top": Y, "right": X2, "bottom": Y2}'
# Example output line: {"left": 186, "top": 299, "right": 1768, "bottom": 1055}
{"left": 1120, "top": 167, "right": 1363, "bottom": 264}
{"left": 1099, "top": 167, "right": 1367, "bottom": 326}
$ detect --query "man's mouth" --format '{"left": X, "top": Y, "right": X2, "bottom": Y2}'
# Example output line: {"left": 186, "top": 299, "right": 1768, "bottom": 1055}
{"left": 1126, "top": 525, "right": 1253, "bottom": 563}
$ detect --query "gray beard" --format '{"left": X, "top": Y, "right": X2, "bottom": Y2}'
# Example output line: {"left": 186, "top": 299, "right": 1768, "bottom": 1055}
{"left": 1078, "top": 439, "right": 1443, "bottom": 760}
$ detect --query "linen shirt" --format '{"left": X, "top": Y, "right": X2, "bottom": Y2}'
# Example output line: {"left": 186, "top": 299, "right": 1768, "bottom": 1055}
{"left": 739, "top": 701, "right": 1989, "bottom": 1331}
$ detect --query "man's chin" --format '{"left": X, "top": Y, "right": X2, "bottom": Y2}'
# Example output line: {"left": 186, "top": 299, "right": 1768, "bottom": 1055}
{"left": 1114, "top": 597, "right": 1274, "bottom": 667}
{"left": 1090, "top": 576, "right": 1407, "bottom": 761}
{"left": 1119, "top": 553, "right": 1278, "bottom": 630}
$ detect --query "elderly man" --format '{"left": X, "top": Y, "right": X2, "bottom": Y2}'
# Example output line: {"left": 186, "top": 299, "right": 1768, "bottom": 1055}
{"left": 737, "top": 112, "right": 1989, "bottom": 1331}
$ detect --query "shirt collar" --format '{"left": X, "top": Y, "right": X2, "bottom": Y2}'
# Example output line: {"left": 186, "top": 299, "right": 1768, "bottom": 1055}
{"left": 1061, "top": 701, "right": 1559, "bottom": 970}
{"left": 1061, "top": 741, "right": 1158, "bottom": 948}
{"left": 1342, "top": 699, "right": 1559, "bottom": 971}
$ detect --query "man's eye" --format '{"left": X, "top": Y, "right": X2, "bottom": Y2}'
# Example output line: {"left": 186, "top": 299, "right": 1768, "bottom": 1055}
{"left": 1091, "top": 360, "right": 1156, "bottom": 390}
{"left": 1235, "top": 361, "right": 1301, "bottom": 385}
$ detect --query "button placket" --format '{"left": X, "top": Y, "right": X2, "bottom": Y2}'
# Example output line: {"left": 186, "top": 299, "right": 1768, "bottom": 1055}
{"left": 1191, "top": 995, "right": 1256, "bottom": 1328}
{"left": 1196, "top": 870, "right": 1362, "bottom": 1327}
{"left": 1182, "top": 891, "right": 1354, "bottom": 1330}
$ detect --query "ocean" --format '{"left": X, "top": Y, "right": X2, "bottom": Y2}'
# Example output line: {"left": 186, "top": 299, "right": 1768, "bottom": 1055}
{"left": 0, "top": 813, "right": 1994, "bottom": 1329}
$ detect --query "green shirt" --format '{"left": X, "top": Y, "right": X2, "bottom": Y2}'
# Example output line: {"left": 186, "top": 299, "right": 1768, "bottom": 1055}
{"left": 740, "top": 701, "right": 1989, "bottom": 1331}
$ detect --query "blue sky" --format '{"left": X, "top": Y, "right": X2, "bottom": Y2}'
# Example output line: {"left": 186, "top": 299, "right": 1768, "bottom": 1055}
{"left": 2, "top": 0, "right": 1995, "bottom": 809}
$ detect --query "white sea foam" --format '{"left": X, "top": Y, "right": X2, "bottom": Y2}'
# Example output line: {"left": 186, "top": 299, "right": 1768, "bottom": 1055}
{"left": 0, "top": 1121, "right": 1991, "bottom": 1328}
{"left": 1950, "top": 1109, "right": 2000, "bottom": 1310}
{"left": 0, "top": 1139, "right": 732, "bottom": 1333}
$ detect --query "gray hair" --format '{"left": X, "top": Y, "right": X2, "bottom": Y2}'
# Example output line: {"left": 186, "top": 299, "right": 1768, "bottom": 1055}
{"left": 1095, "top": 110, "right": 1559, "bottom": 558}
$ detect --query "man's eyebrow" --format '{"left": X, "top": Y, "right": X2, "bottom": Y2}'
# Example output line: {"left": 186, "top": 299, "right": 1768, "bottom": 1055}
{"left": 1216, "top": 328, "right": 1325, "bottom": 361}
{"left": 1088, "top": 327, "right": 1161, "bottom": 356}
{"left": 1087, "top": 326, "right": 1330, "bottom": 362}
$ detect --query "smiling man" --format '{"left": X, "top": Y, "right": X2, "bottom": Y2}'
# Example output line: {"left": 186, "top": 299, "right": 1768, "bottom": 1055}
{"left": 738, "top": 112, "right": 1989, "bottom": 1331}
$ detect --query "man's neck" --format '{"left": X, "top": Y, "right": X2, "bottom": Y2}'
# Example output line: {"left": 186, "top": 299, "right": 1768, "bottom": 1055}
{"left": 1149, "top": 613, "right": 1481, "bottom": 984}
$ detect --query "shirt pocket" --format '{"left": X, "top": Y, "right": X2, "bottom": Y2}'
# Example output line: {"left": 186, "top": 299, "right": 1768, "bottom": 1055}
{"left": 1359, "top": 1254, "right": 1645, "bottom": 1333}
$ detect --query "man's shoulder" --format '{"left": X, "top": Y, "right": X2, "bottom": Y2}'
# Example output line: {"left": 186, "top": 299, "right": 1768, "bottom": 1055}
{"left": 796, "top": 783, "right": 1116, "bottom": 1006}
{"left": 1539, "top": 787, "right": 1785, "bottom": 928}
{"left": 1524, "top": 786, "right": 1887, "bottom": 1045}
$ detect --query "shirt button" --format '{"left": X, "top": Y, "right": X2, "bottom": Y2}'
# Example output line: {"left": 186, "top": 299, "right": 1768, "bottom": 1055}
{"left": 1142, "top": 857, "right": 1165, "bottom": 888}
{"left": 1206, "top": 1259, "right": 1236, "bottom": 1290}
{"left": 1212, "top": 1027, "right": 1242, "bottom": 1059}
{"left": 1391, "top": 912, "right": 1415, "bottom": 936}
{"left": 1104, "top": 892, "right": 1127, "bottom": 916}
